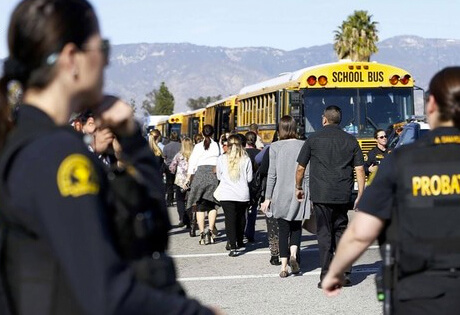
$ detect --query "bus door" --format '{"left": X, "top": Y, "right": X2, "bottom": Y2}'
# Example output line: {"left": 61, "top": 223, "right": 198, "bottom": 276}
{"left": 168, "top": 123, "right": 181, "bottom": 138}
{"left": 289, "top": 91, "right": 305, "bottom": 137}
{"left": 188, "top": 117, "right": 200, "bottom": 138}
{"left": 215, "top": 106, "right": 231, "bottom": 141}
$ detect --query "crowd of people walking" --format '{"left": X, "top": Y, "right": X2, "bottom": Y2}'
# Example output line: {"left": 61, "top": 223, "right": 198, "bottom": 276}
{"left": 146, "top": 109, "right": 364, "bottom": 285}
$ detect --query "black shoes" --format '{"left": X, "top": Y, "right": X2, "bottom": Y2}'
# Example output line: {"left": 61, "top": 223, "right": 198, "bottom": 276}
{"left": 344, "top": 275, "right": 352, "bottom": 287}
{"left": 289, "top": 256, "right": 300, "bottom": 274}
{"left": 207, "top": 230, "right": 214, "bottom": 244}
{"left": 245, "top": 237, "right": 255, "bottom": 243}
{"left": 270, "top": 256, "right": 281, "bottom": 266}
{"left": 317, "top": 275, "right": 352, "bottom": 289}
{"left": 199, "top": 232, "right": 206, "bottom": 245}
{"left": 228, "top": 249, "right": 239, "bottom": 257}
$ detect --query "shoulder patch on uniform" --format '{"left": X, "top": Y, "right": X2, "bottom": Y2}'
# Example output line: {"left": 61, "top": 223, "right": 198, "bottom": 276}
{"left": 57, "top": 154, "right": 99, "bottom": 197}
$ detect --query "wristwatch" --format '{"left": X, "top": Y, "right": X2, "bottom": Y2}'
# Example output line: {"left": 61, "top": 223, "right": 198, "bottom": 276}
{"left": 296, "top": 185, "right": 303, "bottom": 190}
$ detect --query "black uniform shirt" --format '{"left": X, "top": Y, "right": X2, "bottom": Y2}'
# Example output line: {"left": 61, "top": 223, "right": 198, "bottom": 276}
{"left": 364, "top": 145, "right": 389, "bottom": 175}
{"left": 358, "top": 127, "right": 460, "bottom": 221}
{"left": 5, "top": 105, "right": 211, "bottom": 315}
{"left": 297, "top": 124, "right": 364, "bottom": 204}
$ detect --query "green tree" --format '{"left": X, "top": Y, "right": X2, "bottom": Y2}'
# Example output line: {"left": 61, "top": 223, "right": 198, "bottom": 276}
{"left": 141, "top": 82, "right": 175, "bottom": 115}
{"left": 334, "top": 10, "right": 379, "bottom": 62}
{"left": 186, "top": 95, "right": 222, "bottom": 110}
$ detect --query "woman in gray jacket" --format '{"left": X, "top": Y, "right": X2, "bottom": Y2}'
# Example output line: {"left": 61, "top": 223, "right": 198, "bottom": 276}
{"left": 261, "top": 116, "right": 310, "bottom": 277}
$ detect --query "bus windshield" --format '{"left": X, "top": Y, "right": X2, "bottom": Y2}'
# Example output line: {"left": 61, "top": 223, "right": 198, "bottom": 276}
{"left": 302, "top": 88, "right": 414, "bottom": 137}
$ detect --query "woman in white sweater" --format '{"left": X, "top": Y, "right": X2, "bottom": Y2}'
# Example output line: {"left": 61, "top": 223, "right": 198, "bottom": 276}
{"left": 186, "top": 125, "right": 221, "bottom": 245}
{"left": 216, "top": 135, "right": 253, "bottom": 257}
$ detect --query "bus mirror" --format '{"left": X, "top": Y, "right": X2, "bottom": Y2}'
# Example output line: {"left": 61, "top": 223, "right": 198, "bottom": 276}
{"left": 413, "top": 86, "right": 426, "bottom": 115}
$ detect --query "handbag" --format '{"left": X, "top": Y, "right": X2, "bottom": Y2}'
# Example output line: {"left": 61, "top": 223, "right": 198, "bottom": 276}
{"left": 213, "top": 182, "right": 222, "bottom": 202}
{"left": 302, "top": 202, "right": 317, "bottom": 234}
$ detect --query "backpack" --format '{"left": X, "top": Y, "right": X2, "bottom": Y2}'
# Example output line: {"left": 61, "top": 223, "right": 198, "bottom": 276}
{"left": 249, "top": 167, "right": 266, "bottom": 205}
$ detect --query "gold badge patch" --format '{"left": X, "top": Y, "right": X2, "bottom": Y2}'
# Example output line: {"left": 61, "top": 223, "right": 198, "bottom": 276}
{"left": 57, "top": 154, "right": 99, "bottom": 197}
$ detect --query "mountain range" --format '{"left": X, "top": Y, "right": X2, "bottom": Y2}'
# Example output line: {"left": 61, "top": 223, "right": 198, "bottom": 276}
{"left": 105, "top": 35, "right": 460, "bottom": 116}
{"left": 3, "top": 35, "right": 460, "bottom": 115}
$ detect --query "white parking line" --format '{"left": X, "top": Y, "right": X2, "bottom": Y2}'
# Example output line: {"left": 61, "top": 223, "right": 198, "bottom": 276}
{"left": 178, "top": 268, "right": 380, "bottom": 282}
{"left": 171, "top": 245, "right": 380, "bottom": 259}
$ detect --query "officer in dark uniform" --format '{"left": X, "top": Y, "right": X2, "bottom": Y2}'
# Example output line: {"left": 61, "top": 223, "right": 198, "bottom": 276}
{"left": 364, "top": 129, "right": 389, "bottom": 177}
{"left": 321, "top": 67, "right": 460, "bottom": 315}
{"left": 0, "top": 1, "right": 217, "bottom": 314}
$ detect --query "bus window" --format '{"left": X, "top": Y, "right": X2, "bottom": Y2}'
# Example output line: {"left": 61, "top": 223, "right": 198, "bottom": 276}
{"left": 169, "top": 124, "right": 181, "bottom": 138}
{"left": 303, "top": 88, "right": 412, "bottom": 138}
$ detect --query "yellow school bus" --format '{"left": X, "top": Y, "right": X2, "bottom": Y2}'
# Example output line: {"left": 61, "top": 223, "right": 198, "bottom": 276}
{"left": 204, "top": 95, "right": 238, "bottom": 141}
{"left": 155, "top": 116, "right": 169, "bottom": 139}
{"left": 237, "top": 61, "right": 416, "bottom": 150}
{"left": 165, "top": 112, "right": 185, "bottom": 138}
{"left": 182, "top": 108, "right": 206, "bottom": 138}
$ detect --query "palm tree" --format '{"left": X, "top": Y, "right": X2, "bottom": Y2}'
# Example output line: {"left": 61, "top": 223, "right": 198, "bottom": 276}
{"left": 334, "top": 10, "right": 379, "bottom": 62}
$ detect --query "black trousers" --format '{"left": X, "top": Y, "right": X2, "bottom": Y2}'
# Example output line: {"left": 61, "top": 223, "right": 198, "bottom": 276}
{"left": 277, "top": 218, "right": 302, "bottom": 258}
{"left": 175, "top": 185, "right": 190, "bottom": 226}
{"left": 221, "top": 201, "right": 248, "bottom": 249}
{"left": 314, "top": 203, "right": 349, "bottom": 279}
{"left": 165, "top": 167, "right": 176, "bottom": 204}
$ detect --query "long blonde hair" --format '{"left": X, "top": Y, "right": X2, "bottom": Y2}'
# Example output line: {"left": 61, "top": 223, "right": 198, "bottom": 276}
{"left": 226, "top": 135, "right": 247, "bottom": 182}
{"left": 149, "top": 129, "right": 163, "bottom": 157}
{"left": 180, "top": 137, "right": 193, "bottom": 161}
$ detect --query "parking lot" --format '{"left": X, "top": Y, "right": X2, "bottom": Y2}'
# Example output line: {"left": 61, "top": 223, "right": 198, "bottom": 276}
{"left": 168, "top": 207, "right": 383, "bottom": 315}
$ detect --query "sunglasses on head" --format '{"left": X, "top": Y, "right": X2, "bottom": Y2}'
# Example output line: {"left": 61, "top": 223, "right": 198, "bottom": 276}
{"left": 45, "top": 38, "right": 111, "bottom": 66}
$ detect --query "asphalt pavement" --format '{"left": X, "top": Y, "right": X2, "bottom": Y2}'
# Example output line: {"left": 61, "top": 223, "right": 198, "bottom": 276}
{"left": 167, "top": 206, "right": 383, "bottom": 315}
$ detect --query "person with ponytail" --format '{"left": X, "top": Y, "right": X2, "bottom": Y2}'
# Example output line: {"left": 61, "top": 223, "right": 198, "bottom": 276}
{"left": 215, "top": 135, "right": 253, "bottom": 257}
{"left": 186, "top": 124, "right": 221, "bottom": 245}
{"left": 322, "top": 67, "right": 460, "bottom": 315}
{"left": 0, "top": 1, "right": 217, "bottom": 314}
{"left": 149, "top": 128, "right": 165, "bottom": 168}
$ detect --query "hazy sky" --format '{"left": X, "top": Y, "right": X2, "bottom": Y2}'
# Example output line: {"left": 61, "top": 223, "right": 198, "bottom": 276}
{"left": 1, "top": 0, "right": 459, "bottom": 58}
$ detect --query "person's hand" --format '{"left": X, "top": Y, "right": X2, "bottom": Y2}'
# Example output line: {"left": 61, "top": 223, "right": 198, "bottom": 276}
{"left": 321, "top": 272, "right": 345, "bottom": 297}
{"left": 295, "top": 188, "right": 305, "bottom": 201}
{"left": 353, "top": 195, "right": 362, "bottom": 211}
{"left": 96, "top": 95, "right": 136, "bottom": 137}
{"left": 92, "top": 127, "right": 115, "bottom": 154}
{"left": 260, "top": 199, "right": 271, "bottom": 213}
{"left": 368, "top": 164, "right": 377, "bottom": 173}
{"left": 209, "top": 306, "right": 225, "bottom": 315}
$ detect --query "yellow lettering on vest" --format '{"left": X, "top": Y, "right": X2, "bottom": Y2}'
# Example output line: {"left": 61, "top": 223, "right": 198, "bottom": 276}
{"left": 453, "top": 175, "right": 460, "bottom": 194}
{"left": 421, "top": 176, "right": 431, "bottom": 196}
{"left": 434, "top": 137, "right": 441, "bottom": 144}
{"left": 412, "top": 176, "right": 421, "bottom": 196}
{"left": 439, "top": 135, "right": 460, "bottom": 144}
{"left": 412, "top": 174, "right": 460, "bottom": 196}
{"left": 430, "top": 175, "right": 441, "bottom": 196}
{"left": 441, "top": 175, "right": 451, "bottom": 195}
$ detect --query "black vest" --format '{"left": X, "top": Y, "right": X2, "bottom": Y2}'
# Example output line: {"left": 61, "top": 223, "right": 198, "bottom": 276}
{"left": 0, "top": 123, "right": 179, "bottom": 314}
{"left": 390, "top": 128, "right": 460, "bottom": 278}
{"left": 0, "top": 126, "right": 84, "bottom": 315}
